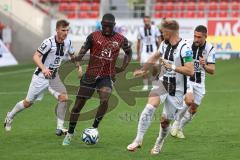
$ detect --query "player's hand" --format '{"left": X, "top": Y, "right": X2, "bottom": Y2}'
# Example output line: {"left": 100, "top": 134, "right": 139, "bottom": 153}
{"left": 199, "top": 57, "right": 206, "bottom": 66}
{"left": 115, "top": 67, "right": 124, "bottom": 73}
{"left": 163, "top": 62, "right": 172, "bottom": 70}
{"left": 42, "top": 67, "right": 52, "bottom": 78}
{"left": 133, "top": 69, "right": 148, "bottom": 77}
{"left": 78, "top": 66, "right": 83, "bottom": 79}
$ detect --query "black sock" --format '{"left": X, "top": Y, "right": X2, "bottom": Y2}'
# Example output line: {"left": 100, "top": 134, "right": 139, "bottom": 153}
{"left": 92, "top": 117, "right": 103, "bottom": 128}
{"left": 68, "top": 122, "right": 77, "bottom": 134}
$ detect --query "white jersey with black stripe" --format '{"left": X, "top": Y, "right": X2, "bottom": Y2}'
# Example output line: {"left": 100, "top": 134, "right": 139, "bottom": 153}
{"left": 158, "top": 39, "right": 193, "bottom": 94}
{"left": 35, "top": 36, "right": 75, "bottom": 78}
{"left": 186, "top": 39, "right": 216, "bottom": 88}
{"left": 137, "top": 25, "right": 160, "bottom": 54}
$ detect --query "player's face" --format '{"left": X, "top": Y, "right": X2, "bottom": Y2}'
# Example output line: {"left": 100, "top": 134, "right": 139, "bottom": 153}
{"left": 194, "top": 31, "right": 206, "bottom": 47}
{"left": 56, "top": 26, "right": 69, "bottom": 42}
{"left": 161, "top": 28, "right": 172, "bottom": 41}
{"left": 101, "top": 20, "right": 115, "bottom": 36}
{"left": 143, "top": 18, "right": 151, "bottom": 28}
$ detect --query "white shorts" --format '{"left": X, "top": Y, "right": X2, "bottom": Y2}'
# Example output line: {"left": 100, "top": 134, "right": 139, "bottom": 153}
{"left": 140, "top": 52, "right": 154, "bottom": 65}
{"left": 187, "top": 81, "right": 205, "bottom": 106}
{"left": 160, "top": 91, "right": 184, "bottom": 120}
{"left": 25, "top": 73, "right": 66, "bottom": 103}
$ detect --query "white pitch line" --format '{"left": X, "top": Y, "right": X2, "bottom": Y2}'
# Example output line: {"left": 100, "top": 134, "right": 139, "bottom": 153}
{"left": 0, "top": 68, "right": 34, "bottom": 76}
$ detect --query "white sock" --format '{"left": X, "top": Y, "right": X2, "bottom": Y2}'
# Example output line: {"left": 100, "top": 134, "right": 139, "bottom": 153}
{"left": 143, "top": 79, "right": 148, "bottom": 87}
{"left": 135, "top": 104, "right": 156, "bottom": 143}
{"left": 48, "top": 87, "right": 60, "bottom": 99}
{"left": 179, "top": 110, "right": 192, "bottom": 131}
{"left": 156, "top": 125, "right": 170, "bottom": 145}
{"left": 57, "top": 101, "right": 67, "bottom": 129}
{"left": 8, "top": 100, "right": 25, "bottom": 119}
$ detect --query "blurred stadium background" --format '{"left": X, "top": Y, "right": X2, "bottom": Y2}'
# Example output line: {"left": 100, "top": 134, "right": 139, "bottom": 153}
{"left": 0, "top": 1, "right": 240, "bottom": 160}
{"left": 1, "top": 0, "right": 240, "bottom": 64}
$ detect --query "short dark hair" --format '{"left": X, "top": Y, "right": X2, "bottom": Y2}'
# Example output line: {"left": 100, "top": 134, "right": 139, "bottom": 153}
{"left": 56, "top": 19, "right": 69, "bottom": 29}
{"left": 102, "top": 13, "right": 115, "bottom": 23}
{"left": 195, "top": 25, "right": 207, "bottom": 34}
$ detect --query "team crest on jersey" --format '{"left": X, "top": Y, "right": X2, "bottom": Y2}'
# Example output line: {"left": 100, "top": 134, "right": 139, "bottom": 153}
{"left": 101, "top": 41, "right": 119, "bottom": 58}
{"left": 202, "top": 50, "right": 207, "bottom": 56}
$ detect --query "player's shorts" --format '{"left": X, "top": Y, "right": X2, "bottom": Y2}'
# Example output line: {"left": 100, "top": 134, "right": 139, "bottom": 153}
{"left": 150, "top": 80, "right": 184, "bottom": 120}
{"left": 187, "top": 81, "right": 205, "bottom": 106}
{"left": 49, "top": 74, "right": 67, "bottom": 94}
{"left": 160, "top": 91, "right": 184, "bottom": 120}
{"left": 25, "top": 73, "right": 66, "bottom": 103}
{"left": 140, "top": 52, "right": 154, "bottom": 65}
{"left": 77, "top": 74, "right": 113, "bottom": 99}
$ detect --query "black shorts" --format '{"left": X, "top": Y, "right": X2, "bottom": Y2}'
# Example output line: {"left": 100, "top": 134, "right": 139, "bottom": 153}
{"left": 77, "top": 74, "right": 113, "bottom": 99}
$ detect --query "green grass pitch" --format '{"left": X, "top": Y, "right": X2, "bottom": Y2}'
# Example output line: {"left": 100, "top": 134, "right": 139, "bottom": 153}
{"left": 0, "top": 59, "right": 239, "bottom": 160}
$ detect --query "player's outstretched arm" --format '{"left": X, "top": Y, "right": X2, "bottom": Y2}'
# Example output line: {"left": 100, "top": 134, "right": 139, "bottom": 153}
{"left": 142, "top": 52, "right": 161, "bottom": 71}
{"left": 69, "top": 54, "right": 83, "bottom": 78}
{"left": 133, "top": 52, "right": 161, "bottom": 77}
{"left": 74, "top": 34, "right": 92, "bottom": 62}
{"left": 116, "top": 38, "right": 133, "bottom": 73}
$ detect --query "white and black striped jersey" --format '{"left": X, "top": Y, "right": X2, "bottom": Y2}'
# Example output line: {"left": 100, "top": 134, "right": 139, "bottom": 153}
{"left": 186, "top": 40, "right": 216, "bottom": 87}
{"left": 34, "top": 36, "right": 75, "bottom": 79}
{"left": 158, "top": 39, "right": 193, "bottom": 95}
{"left": 137, "top": 25, "right": 160, "bottom": 54}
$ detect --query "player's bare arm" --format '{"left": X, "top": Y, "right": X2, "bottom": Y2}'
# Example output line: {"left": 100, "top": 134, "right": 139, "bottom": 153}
{"left": 156, "top": 36, "right": 162, "bottom": 48}
{"left": 74, "top": 45, "right": 88, "bottom": 62}
{"left": 116, "top": 38, "right": 133, "bottom": 73}
{"left": 33, "top": 51, "right": 52, "bottom": 78}
{"left": 136, "top": 39, "right": 141, "bottom": 61}
{"left": 199, "top": 57, "right": 215, "bottom": 75}
{"left": 163, "top": 61, "right": 194, "bottom": 77}
{"left": 69, "top": 54, "right": 83, "bottom": 78}
{"left": 133, "top": 51, "right": 161, "bottom": 77}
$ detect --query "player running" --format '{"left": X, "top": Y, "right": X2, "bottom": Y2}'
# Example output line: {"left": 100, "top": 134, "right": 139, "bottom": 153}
{"left": 62, "top": 13, "right": 132, "bottom": 145}
{"left": 4, "top": 20, "right": 79, "bottom": 136}
{"left": 127, "top": 19, "right": 194, "bottom": 154}
{"left": 137, "top": 16, "right": 162, "bottom": 90}
{"left": 170, "top": 25, "right": 216, "bottom": 139}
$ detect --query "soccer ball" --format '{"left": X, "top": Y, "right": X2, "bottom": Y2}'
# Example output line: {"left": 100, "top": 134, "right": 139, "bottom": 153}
{"left": 81, "top": 127, "right": 99, "bottom": 145}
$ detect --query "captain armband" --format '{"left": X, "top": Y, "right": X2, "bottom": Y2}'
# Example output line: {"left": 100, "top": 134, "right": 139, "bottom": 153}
{"left": 183, "top": 56, "right": 193, "bottom": 63}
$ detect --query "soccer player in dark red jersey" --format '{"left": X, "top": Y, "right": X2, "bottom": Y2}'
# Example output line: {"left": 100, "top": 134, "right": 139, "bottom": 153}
{"left": 62, "top": 13, "right": 132, "bottom": 145}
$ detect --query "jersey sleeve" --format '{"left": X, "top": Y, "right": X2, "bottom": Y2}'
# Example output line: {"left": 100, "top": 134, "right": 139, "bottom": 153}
{"left": 181, "top": 44, "right": 193, "bottom": 63}
{"left": 68, "top": 40, "right": 75, "bottom": 55}
{"left": 207, "top": 46, "right": 216, "bottom": 64}
{"left": 37, "top": 39, "right": 51, "bottom": 55}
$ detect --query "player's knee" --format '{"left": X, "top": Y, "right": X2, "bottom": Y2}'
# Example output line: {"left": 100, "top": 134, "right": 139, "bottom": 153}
{"left": 160, "top": 117, "right": 170, "bottom": 128}
{"left": 189, "top": 105, "right": 197, "bottom": 115}
{"left": 58, "top": 93, "right": 68, "bottom": 102}
{"left": 100, "top": 98, "right": 109, "bottom": 106}
{"left": 23, "top": 100, "right": 32, "bottom": 108}
{"left": 185, "top": 97, "right": 193, "bottom": 107}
